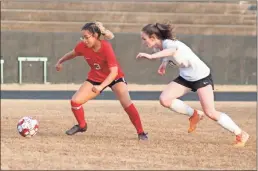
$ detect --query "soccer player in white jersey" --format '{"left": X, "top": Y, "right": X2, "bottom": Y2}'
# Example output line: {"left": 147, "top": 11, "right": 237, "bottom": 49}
{"left": 136, "top": 23, "right": 249, "bottom": 147}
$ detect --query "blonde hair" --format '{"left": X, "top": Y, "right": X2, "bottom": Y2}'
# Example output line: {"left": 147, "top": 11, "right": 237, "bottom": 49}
{"left": 95, "top": 22, "right": 114, "bottom": 40}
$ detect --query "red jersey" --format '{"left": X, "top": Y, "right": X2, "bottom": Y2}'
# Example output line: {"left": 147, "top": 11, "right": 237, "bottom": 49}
{"left": 74, "top": 40, "right": 124, "bottom": 82}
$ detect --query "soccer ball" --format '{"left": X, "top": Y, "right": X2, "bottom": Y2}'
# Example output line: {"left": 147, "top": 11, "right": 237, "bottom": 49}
{"left": 17, "top": 116, "right": 39, "bottom": 137}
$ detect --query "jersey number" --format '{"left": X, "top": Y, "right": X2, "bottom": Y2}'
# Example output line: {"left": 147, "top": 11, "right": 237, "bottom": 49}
{"left": 94, "top": 63, "right": 101, "bottom": 70}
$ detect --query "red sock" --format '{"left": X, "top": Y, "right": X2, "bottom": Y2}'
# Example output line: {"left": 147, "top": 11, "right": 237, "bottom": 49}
{"left": 71, "top": 101, "right": 86, "bottom": 128}
{"left": 124, "top": 103, "right": 144, "bottom": 134}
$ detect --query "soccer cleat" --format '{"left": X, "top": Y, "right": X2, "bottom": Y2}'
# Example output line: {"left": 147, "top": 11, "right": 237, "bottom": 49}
{"left": 188, "top": 110, "right": 204, "bottom": 133}
{"left": 234, "top": 131, "right": 249, "bottom": 147}
{"left": 138, "top": 132, "right": 148, "bottom": 140}
{"left": 66, "top": 124, "right": 87, "bottom": 135}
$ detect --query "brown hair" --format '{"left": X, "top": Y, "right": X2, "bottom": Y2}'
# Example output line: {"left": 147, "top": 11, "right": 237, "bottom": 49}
{"left": 81, "top": 22, "right": 102, "bottom": 38}
{"left": 142, "top": 23, "right": 176, "bottom": 40}
{"left": 81, "top": 22, "right": 114, "bottom": 40}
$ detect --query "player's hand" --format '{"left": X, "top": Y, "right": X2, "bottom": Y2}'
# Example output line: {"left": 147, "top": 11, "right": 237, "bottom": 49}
{"left": 92, "top": 85, "right": 103, "bottom": 94}
{"left": 158, "top": 67, "right": 166, "bottom": 76}
{"left": 55, "top": 62, "right": 63, "bottom": 71}
{"left": 158, "top": 64, "right": 166, "bottom": 76}
{"left": 136, "top": 53, "right": 152, "bottom": 59}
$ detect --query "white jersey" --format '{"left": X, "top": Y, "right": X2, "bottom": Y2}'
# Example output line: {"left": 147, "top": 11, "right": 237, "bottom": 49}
{"left": 158, "top": 39, "right": 210, "bottom": 81}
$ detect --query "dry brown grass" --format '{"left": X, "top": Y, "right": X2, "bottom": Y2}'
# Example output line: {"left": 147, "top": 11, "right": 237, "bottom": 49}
{"left": 1, "top": 100, "right": 256, "bottom": 170}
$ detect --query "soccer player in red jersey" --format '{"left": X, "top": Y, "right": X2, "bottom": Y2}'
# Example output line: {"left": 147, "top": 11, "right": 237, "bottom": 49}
{"left": 55, "top": 22, "right": 148, "bottom": 140}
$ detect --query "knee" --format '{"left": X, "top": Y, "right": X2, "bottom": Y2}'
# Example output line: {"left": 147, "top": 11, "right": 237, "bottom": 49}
{"left": 70, "top": 99, "right": 82, "bottom": 107}
{"left": 159, "top": 95, "right": 172, "bottom": 108}
{"left": 71, "top": 98, "right": 79, "bottom": 104}
{"left": 114, "top": 90, "right": 132, "bottom": 108}
{"left": 70, "top": 100, "right": 84, "bottom": 111}
{"left": 71, "top": 94, "right": 86, "bottom": 105}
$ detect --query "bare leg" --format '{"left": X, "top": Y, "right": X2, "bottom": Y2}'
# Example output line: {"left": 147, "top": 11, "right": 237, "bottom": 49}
{"left": 197, "top": 85, "right": 249, "bottom": 146}
{"left": 159, "top": 81, "right": 204, "bottom": 133}
{"left": 111, "top": 82, "right": 147, "bottom": 140}
{"left": 66, "top": 81, "right": 100, "bottom": 135}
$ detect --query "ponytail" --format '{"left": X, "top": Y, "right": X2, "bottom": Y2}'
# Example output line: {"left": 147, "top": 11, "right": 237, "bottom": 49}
{"left": 95, "top": 22, "right": 114, "bottom": 40}
{"left": 142, "top": 22, "right": 176, "bottom": 40}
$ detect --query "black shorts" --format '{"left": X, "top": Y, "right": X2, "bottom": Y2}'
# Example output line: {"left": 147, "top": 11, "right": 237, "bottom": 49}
{"left": 173, "top": 74, "right": 214, "bottom": 92}
{"left": 86, "top": 77, "right": 127, "bottom": 92}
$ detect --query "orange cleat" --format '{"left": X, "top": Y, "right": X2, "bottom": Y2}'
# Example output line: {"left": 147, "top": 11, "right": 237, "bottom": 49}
{"left": 234, "top": 131, "right": 249, "bottom": 147}
{"left": 188, "top": 110, "right": 204, "bottom": 133}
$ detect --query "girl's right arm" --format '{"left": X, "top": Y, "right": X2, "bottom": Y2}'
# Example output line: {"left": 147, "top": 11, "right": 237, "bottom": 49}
{"left": 57, "top": 50, "right": 77, "bottom": 64}
{"left": 55, "top": 50, "right": 78, "bottom": 71}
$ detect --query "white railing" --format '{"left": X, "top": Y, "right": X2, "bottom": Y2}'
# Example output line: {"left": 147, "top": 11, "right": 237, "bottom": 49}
{"left": 0, "top": 59, "right": 4, "bottom": 84}
{"left": 18, "top": 57, "right": 48, "bottom": 84}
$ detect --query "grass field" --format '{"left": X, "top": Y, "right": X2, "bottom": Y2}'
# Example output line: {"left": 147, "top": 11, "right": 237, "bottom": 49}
{"left": 1, "top": 100, "right": 256, "bottom": 170}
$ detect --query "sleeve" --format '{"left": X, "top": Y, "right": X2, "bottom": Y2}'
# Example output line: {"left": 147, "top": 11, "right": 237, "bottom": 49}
{"left": 104, "top": 42, "right": 118, "bottom": 68}
{"left": 161, "top": 57, "right": 169, "bottom": 63}
{"left": 73, "top": 42, "right": 83, "bottom": 56}
{"left": 162, "top": 39, "right": 177, "bottom": 52}
{"left": 162, "top": 40, "right": 178, "bottom": 63}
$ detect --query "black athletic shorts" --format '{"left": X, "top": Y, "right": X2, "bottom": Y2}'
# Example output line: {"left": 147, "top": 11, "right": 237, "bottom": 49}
{"left": 173, "top": 74, "right": 214, "bottom": 92}
{"left": 86, "top": 77, "right": 127, "bottom": 93}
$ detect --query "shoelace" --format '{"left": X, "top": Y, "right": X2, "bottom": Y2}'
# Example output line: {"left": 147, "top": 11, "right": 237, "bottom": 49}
{"left": 139, "top": 132, "right": 148, "bottom": 136}
{"left": 72, "top": 125, "right": 79, "bottom": 130}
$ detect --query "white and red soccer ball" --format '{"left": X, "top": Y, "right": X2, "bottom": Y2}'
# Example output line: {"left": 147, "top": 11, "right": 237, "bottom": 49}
{"left": 17, "top": 116, "right": 39, "bottom": 137}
